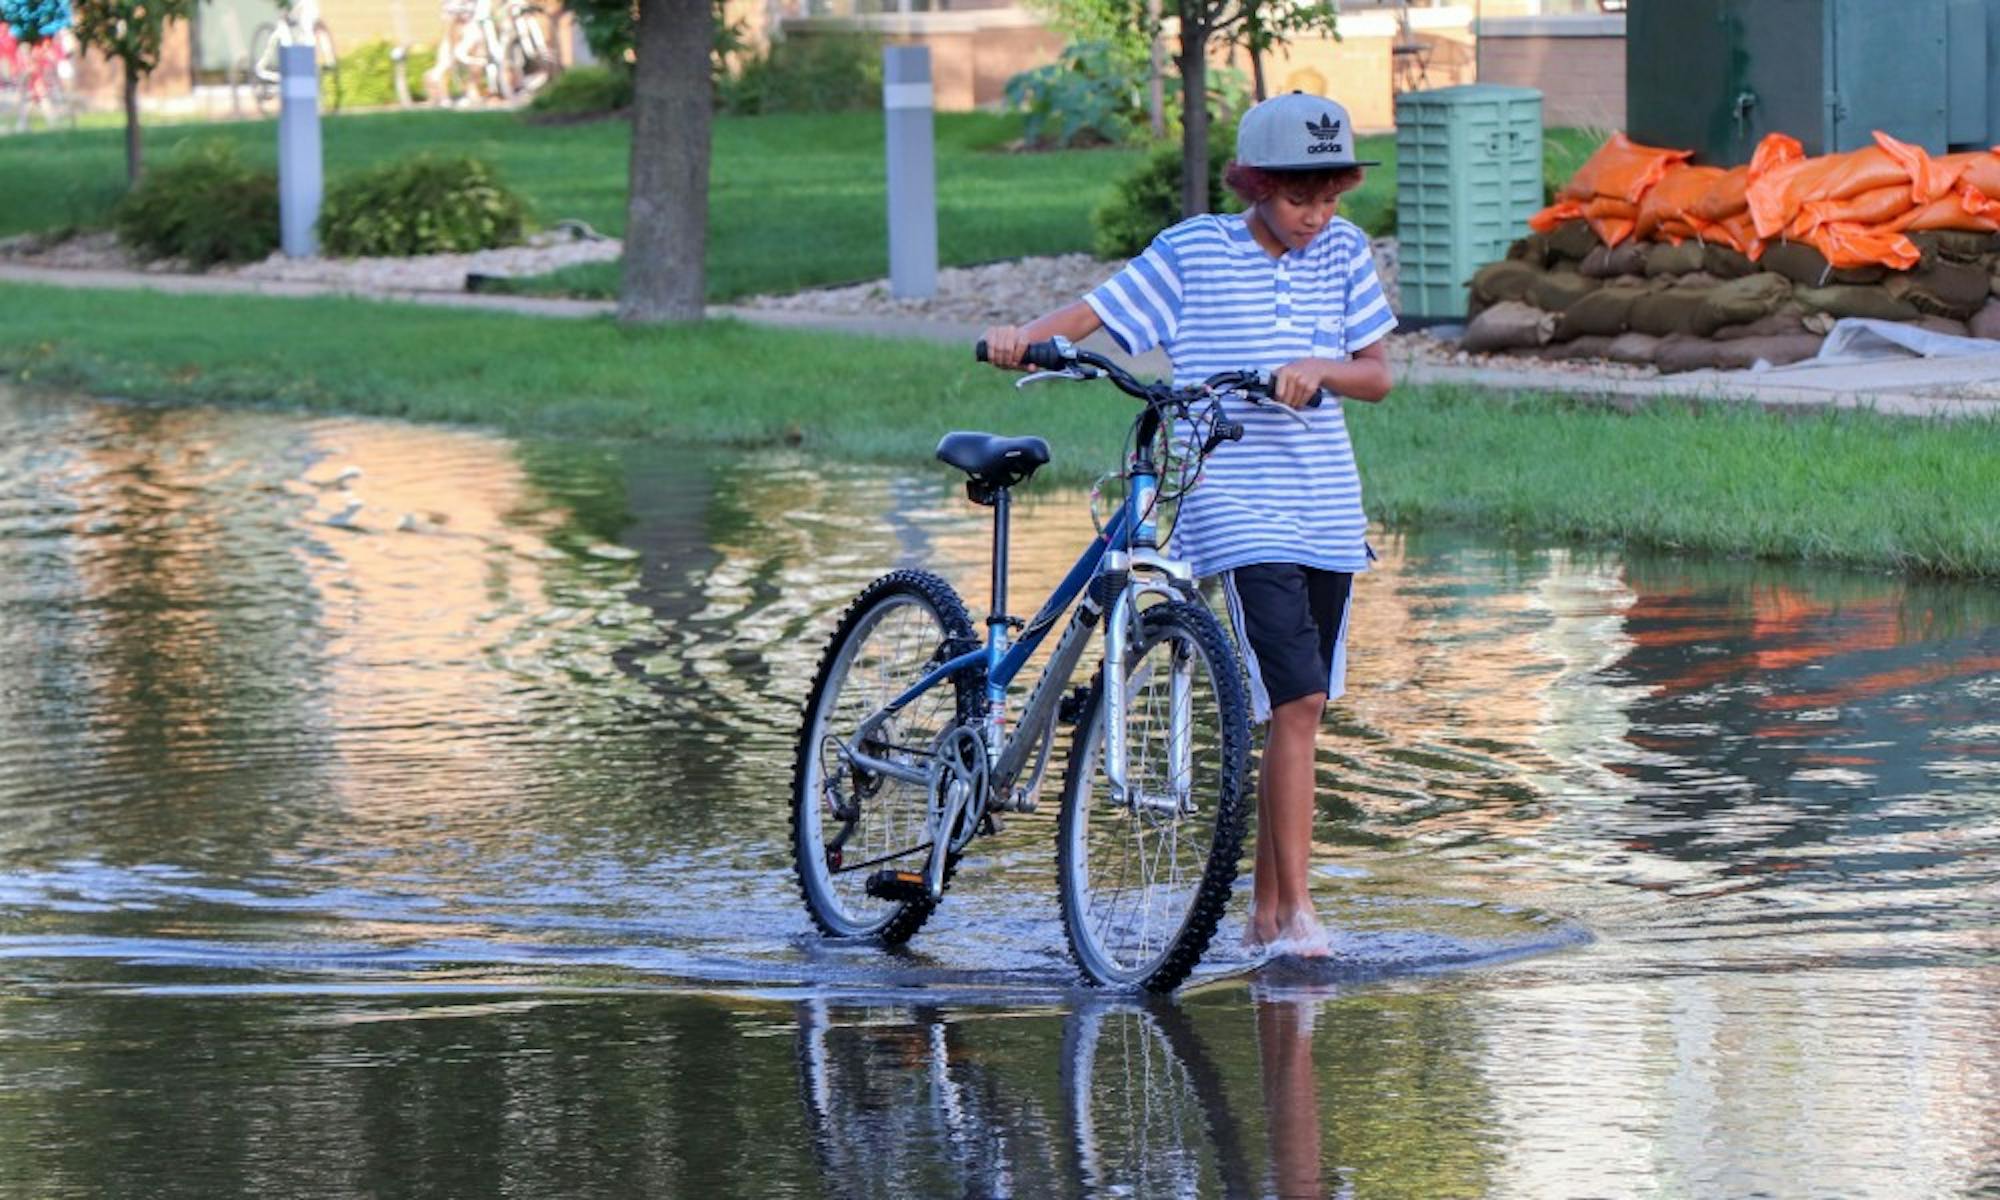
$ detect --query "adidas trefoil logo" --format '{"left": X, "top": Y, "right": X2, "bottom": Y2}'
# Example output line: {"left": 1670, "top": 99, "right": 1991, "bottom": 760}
{"left": 1305, "top": 113, "right": 1343, "bottom": 154}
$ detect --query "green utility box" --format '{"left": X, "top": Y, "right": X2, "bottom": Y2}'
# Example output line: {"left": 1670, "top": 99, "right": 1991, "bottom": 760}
{"left": 1394, "top": 84, "right": 1544, "bottom": 321}
{"left": 1627, "top": 0, "right": 1996, "bottom": 163}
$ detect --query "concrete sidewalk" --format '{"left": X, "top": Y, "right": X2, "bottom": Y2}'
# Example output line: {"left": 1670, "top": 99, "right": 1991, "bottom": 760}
{"left": 6, "top": 261, "right": 1996, "bottom": 420}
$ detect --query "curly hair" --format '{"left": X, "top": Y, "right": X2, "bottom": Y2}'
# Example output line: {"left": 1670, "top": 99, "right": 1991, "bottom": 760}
{"left": 1223, "top": 162, "right": 1365, "bottom": 206}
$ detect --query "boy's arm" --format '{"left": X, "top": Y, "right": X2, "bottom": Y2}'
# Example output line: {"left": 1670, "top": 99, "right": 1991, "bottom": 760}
{"left": 1272, "top": 341, "right": 1394, "bottom": 407}
{"left": 980, "top": 301, "right": 1105, "bottom": 371}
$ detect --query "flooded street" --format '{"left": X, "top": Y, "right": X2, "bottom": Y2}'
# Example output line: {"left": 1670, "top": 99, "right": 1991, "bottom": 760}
{"left": 0, "top": 385, "right": 1995, "bottom": 1198}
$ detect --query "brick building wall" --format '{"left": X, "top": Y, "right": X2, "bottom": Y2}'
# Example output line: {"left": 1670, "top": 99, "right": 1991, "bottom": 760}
{"left": 1474, "top": 13, "right": 1625, "bottom": 129}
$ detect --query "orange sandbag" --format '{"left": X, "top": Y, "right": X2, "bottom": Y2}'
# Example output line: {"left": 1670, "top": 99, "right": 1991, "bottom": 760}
{"left": 1560, "top": 132, "right": 1693, "bottom": 204}
{"left": 1703, "top": 210, "right": 1767, "bottom": 259}
{"left": 1893, "top": 194, "right": 2000, "bottom": 232}
{"left": 1747, "top": 131, "right": 1943, "bottom": 238}
{"left": 1789, "top": 183, "right": 1914, "bottom": 238}
{"left": 1691, "top": 133, "right": 1805, "bottom": 222}
{"left": 1636, "top": 164, "right": 1727, "bottom": 240}
{"left": 1583, "top": 196, "right": 1639, "bottom": 247}
{"left": 1935, "top": 149, "right": 2000, "bottom": 198}
{"left": 1804, "top": 222, "right": 1921, "bottom": 270}
{"left": 1657, "top": 217, "right": 1701, "bottom": 243}
{"left": 1528, "top": 200, "right": 1584, "bottom": 233}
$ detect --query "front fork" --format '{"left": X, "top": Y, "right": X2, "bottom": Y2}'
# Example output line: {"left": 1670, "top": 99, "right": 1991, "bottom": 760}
{"left": 1100, "top": 549, "right": 1198, "bottom": 813}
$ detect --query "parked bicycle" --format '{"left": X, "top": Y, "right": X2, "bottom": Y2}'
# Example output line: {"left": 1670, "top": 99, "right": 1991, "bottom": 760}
{"left": 248, "top": 0, "right": 341, "bottom": 115}
{"left": 427, "top": 0, "right": 557, "bottom": 104}
{"left": 792, "top": 337, "right": 1325, "bottom": 991}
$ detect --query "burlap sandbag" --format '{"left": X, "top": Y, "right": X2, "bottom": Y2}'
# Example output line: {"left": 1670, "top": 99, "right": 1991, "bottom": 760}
{"left": 1555, "top": 284, "right": 1649, "bottom": 338}
{"left": 1605, "top": 332, "right": 1663, "bottom": 365}
{"left": 1795, "top": 285, "right": 1921, "bottom": 321}
{"left": 1641, "top": 241, "right": 1707, "bottom": 277}
{"left": 1760, "top": 240, "right": 1888, "bottom": 287}
{"left": 1712, "top": 307, "right": 1811, "bottom": 340}
{"left": 1655, "top": 335, "right": 1726, "bottom": 374}
{"left": 1910, "top": 314, "right": 1970, "bottom": 337}
{"left": 1579, "top": 242, "right": 1647, "bottom": 279}
{"left": 1471, "top": 259, "right": 1545, "bottom": 305}
{"left": 1507, "top": 233, "right": 1556, "bottom": 268}
{"left": 1907, "top": 230, "right": 1999, "bottom": 265}
{"left": 1629, "top": 287, "right": 1716, "bottom": 337}
{"left": 1715, "top": 334, "right": 1826, "bottom": 370}
{"left": 1544, "top": 219, "right": 1600, "bottom": 263}
{"left": 1702, "top": 244, "right": 1758, "bottom": 279}
{"left": 1883, "top": 259, "right": 1990, "bottom": 319}
{"left": 1970, "top": 298, "right": 2000, "bottom": 339}
{"left": 1527, "top": 268, "right": 1600, "bottom": 312}
{"left": 1692, "top": 272, "right": 1793, "bottom": 336}
{"left": 1542, "top": 334, "right": 1616, "bottom": 361}
{"left": 1462, "top": 301, "right": 1556, "bottom": 353}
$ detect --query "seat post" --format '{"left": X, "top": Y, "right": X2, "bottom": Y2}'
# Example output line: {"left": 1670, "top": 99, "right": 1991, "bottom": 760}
{"left": 988, "top": 486, "right": 1011, "bottom": 630}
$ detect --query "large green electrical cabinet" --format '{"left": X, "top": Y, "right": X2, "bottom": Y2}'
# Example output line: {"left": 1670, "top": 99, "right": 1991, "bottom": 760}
{"left": 1628, "top": 0, "right": 2000, "bottom": 164}
{"left": 1394, "top": 84, "right": 1544, "bottom": 321}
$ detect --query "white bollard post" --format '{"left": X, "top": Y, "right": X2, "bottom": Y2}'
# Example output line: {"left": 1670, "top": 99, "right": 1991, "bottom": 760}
{"left": 278, "top": 43, "right": 323, "bottom": 258}
{"left": 883, "top": 45, "right": 937, "bottom": 300}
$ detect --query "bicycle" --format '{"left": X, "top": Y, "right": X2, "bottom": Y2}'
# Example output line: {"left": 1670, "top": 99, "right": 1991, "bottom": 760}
{"left": 248, "top": 0, "right": 341, "bottom": 116}
{"left": 429, "top": 0, "right": 556, "bottom": 104}
{"left": 791, "top": 336, "right": 1321, "bottom": 991}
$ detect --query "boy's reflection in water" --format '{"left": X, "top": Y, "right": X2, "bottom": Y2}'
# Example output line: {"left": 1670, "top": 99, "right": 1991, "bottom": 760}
{"left": 1258, "top": 996, "right": 1327, "bottom": 1199}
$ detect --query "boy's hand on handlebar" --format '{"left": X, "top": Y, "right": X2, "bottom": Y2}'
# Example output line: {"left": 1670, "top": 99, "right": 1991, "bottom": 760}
{"left": 980, "top": 325, "right": 1033, "bottom": 371}
{"left": 1272, "top": 358, "right": 1336, "bottom": 409}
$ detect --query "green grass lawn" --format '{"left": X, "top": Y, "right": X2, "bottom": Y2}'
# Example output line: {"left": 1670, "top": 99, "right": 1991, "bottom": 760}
{"left": 0, "top": 109, "right": 1144, "bottom": 300}
{"left": 3, "top": 281, "right": 1992, "bottom": 578}
{"left": 0, "top": 111, "right": 1602, "bottom": 300}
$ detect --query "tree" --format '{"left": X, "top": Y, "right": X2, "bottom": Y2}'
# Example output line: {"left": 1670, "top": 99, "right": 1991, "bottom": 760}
{"left": 2, "top": 0, "right": 202, "bottom": 183}
{"left": 1172, "top": 0, "right": 1338, "bottom": 215}
{"left": 615, "top": 0, "right": 713, "bottom": 322}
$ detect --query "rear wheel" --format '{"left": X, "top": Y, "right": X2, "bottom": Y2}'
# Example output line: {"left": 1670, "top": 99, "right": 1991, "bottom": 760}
{"left": 249, "top": 23, "right": 281, "bottom": 115}
{"left": 1058, "top": 600, "right": 1250, "bottom": 991}
{"left": 792, "top": 570, "right": 977, "bottom": 944}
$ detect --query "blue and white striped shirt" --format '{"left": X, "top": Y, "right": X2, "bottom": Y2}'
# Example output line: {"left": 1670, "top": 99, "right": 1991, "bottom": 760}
{"left": 1084, "top": 213, "right": 1396, "bottom": 578}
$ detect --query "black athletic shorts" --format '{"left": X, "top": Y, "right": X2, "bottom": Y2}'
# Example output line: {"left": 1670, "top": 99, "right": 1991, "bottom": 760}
{"left": 1219, "top": 563, "right": 1353, "bottom": 721}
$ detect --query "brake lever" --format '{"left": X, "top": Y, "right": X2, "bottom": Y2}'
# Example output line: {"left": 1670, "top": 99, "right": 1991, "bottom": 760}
{"left": 1014, "top": 367, "right": 1098, "bottom": 389}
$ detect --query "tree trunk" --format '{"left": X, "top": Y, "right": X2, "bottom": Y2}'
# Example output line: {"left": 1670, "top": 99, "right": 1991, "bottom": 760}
{"left": 619, "top": 0, "right": 714, "bottom": 323}
{"left": 1146, "top": 0, "right": 1166, "bottom": 139}
{"left": 1177, "top": 23, "right": 1210, "bottom": 218}
{"left": 1246, "top": 6, "right": 1266, "bottom": 102}
{"left": 123, "top": 67, "right": 142, "bottom": 185}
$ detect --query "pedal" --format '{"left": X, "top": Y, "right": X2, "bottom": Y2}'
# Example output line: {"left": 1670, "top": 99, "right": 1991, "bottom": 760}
{"left": 864, "top": 869, "right": 932, "bottom": 903}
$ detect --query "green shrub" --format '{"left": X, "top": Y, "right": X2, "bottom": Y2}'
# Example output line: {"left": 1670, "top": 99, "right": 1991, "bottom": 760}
{"left": 319, "top": 155, "right": 529, "bottom": 256}
{"left": 337, "top": 39, "right": 440, "bottom": 107}
{"left": 114, "top": 140, "right": 279, "bottom": 268}
{"left": 1090, "top": 126, "right": 1234, "bottom": 260}
{"left": 1005, "top": 40, "right": 1143, "bottom": 148}
{"left": 526, "top": 65, "right": 632, "bottom": 116}
{"left": 719, "top": 34, "right": 880, "bottom": 115}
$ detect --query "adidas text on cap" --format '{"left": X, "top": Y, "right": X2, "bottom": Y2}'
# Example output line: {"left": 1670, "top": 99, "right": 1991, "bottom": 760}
{"left": 1234, "top": 92, "right": 1379, "bottom": 171}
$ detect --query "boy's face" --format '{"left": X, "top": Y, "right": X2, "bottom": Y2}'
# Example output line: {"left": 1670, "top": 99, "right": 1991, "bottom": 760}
{"left": 1257, "top": 173, "right": 1364, "bottom": 252}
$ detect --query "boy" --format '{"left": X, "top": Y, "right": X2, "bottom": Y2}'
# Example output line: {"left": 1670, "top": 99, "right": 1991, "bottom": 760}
{"left": 980, "top": 91, "right": 1395, "bottom": 955}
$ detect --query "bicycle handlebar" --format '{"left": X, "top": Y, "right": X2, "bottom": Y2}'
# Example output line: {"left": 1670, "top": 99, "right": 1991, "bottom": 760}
{"left": 974, "top": 337, "right": 1325, "bottom": 410}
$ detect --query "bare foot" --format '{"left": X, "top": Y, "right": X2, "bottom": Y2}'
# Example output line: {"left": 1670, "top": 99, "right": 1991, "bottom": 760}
{"left": 1263, "top": 910, "right": 1333, "bottom": 959}
{"left": 1243, "top": 906, "right": 1331, "bottom": 957}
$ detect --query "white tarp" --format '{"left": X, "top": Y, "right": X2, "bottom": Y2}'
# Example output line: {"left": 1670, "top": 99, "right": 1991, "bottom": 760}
{"left": 1776, "top": 318, "right": 2000, "bottom": 368}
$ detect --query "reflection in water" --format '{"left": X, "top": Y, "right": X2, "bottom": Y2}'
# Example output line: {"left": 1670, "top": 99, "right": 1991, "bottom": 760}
{"left": 0, "top": 385, "right": 1996, "bottom": 1197}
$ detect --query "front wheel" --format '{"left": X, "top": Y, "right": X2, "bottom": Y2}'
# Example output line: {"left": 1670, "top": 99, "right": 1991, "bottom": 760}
{"left": 1058, "top": 600, "right": 1250, "bottom": 991}
{"left": 792, "top": 569, "right": 977, "bottom": 945}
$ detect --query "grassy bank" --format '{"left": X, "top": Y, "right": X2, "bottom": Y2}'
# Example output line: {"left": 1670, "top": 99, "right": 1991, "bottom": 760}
{"left": 4, "top": 282, "right": 1993, "bottom": 577}
{"left": 0, "top": 110, "right": 1141, "bottom": 300}
{"left": 1, "top": 111, "right": 1605, "bottom": 302}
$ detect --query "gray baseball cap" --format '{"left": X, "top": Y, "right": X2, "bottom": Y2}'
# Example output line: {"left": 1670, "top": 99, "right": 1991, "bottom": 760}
{"left": 1234, "top": 92, "right": 1379, "bottom": 170}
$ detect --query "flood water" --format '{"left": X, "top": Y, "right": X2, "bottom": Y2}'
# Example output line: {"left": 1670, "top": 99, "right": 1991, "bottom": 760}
{"left": 0, "top": 385, "right": 1995, "bottom": 1199}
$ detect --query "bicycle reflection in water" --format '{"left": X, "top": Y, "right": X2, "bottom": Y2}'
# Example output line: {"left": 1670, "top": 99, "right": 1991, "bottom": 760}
{"left": 794, "top": 994, "right": 1347, "bottom": 1198}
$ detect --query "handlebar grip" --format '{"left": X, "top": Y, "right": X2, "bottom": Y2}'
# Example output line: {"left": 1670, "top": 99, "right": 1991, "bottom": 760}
{"left": 974, "top": 339, "right": 989, "bottom": 363}
{"left": 1023, "top": 340, "right": 1070, "bottom": 371}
